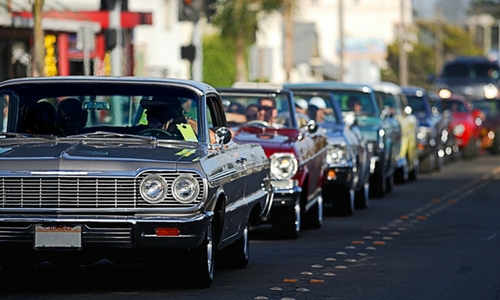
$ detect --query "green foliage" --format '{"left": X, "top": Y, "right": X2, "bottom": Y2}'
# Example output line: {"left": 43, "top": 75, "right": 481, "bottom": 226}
{"left": 382, "top": 19, "right": 483, "bottom": 88}
{"left": 202, "top": 34, "right": 236, "bottom": 88}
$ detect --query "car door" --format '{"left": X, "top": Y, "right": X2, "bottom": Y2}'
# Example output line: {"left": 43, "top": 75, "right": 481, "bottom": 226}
{"left": 206, "top": 95, "right": 249, "bottom": 242}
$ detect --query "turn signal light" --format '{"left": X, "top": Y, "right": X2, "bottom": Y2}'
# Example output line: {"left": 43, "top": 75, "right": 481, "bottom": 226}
{"left": 327, "top": 170, "right": 337, "bottom": 180}
{"left": 155, "top": 227, "right": 180, "bottom": 236}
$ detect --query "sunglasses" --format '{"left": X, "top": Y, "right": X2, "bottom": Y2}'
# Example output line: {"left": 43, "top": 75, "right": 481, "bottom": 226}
{"left": 258, "top": 105, "right": 274, "bottom": 111}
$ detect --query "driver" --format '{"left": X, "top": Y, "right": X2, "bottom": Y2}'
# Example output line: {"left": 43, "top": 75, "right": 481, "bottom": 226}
{"left": 140, "top": 97, "right": 197, "bottom": 138}
{"left": 257, "top": 98, "right": 279, "bottom": 127}
{"left": 139, "top": 97, "right": 226, "bottom": 144}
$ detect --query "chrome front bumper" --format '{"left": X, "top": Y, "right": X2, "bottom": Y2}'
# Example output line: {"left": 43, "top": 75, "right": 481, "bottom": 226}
{"left": 0, "top": 212, "right": 213, "bottom": 250}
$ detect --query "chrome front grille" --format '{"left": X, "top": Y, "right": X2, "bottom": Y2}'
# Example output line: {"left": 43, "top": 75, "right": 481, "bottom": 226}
{"left": 0, "top": 172, "right": 204, "bottom": 209}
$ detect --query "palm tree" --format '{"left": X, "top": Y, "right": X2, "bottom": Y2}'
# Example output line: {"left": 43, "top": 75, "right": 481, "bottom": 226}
{"left": 212, "top": 0, "right": 295, "bottom": 82}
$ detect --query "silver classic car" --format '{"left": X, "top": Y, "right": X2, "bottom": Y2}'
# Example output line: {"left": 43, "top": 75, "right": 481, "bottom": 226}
{"left": 0, "top": 76, "right": 273, "bottom": 288}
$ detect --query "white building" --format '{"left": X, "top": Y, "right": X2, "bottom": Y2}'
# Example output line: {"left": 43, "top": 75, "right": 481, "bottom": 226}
{"left": 253, "top": 0, "right": 413, "bottom": 84}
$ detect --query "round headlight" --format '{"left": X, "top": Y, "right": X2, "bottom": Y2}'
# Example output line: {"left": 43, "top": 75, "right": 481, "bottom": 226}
{"left": 453, "top": 124, "right": 465, "bottom": 136}
{"left": 140, "top": 174, "right": 168, "bottom": 204}
{"left": 172, "top": 174, "right": 200, "bottom": 203}
{"left": 484, "top": 84, "right": 498, "bottom": 99}
{"left": 438, "top": 88, "right": 452, "bottom": 99}
{"left": 270, "top": 153, "right": 298, "bottom": 180}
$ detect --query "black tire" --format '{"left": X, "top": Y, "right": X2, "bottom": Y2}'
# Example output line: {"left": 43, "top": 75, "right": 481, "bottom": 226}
{"left": 354, "top": 183, "right": 369, "bottom": 209}
{"left": 462, "top": 139, "right": 476, "bottom": 159}
{"left": 272, "top": 201, "right": 301, "bottom": 239}
{"left": 491, "top": 130, "right": 500, "bottom": 154}
{"left": 369, "top": 172, "right": 386, "bottom": 198}
{"left": 303, "top": 195, "right": 323, "bottom": 228}
{"left": 219, "top": 220, "right": 249, "bottom": 269}
{"left": 182, "top": 222, "right": 215, "bottom": 288}
{"left": 385, "top": 173, "right": 394, "bottom": 193}
{"left": 323, "top": 186, "right": 354, "bottom": 216}
{"left": 419, "top": 152, "right": 434, "bottom": 173}
{"left": 434, "top": 148, "right": 444, "bottom": 171}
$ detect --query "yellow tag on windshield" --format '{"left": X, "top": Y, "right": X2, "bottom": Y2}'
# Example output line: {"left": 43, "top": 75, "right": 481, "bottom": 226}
{"left": 177, "top": 123, "right": 198, "bottom": 142}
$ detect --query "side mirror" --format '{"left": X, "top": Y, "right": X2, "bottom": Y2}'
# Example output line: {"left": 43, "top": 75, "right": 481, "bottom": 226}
{"left": 306, "top": 119, "right": 318, "bottom": 133}
{"left": 215, "top": 127, "right": 232, "bottom": 144}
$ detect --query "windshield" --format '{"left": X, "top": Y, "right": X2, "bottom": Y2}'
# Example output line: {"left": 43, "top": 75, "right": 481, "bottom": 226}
{"left": 442, "top": 100, "right": 468, "bottom": 113}
{"left": 406, "top": 96, "right": 428, "bottom": 115}
{"left": 290, "top": 93, "right": 341, "bottom": 130}
{"left": 221, "top": 92, "right": 295, "bottom": 129}
{"left": 328, "top": 91, "right": 377, "bottom": 116}
{"left": 0, "top": 82, "right": 202, "bottom": 142}
{"left": 441, "top": 62, "right": 500, "bottom": 80}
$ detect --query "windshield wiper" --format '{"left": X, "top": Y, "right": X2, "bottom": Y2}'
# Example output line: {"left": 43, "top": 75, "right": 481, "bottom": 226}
{"left": 63, "top": 131, "right": 158, "bottom": 144}
{"left": 0, "top": 132, "right": 59, "bottom": 141}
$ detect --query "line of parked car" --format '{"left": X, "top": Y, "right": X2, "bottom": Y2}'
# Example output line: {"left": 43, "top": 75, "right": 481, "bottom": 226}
{"left": 0, "top": 76, "right": 493, "bottom": 289}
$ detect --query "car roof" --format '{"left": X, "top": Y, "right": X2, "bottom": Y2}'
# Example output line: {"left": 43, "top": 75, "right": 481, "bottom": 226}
{"left": 369, "top": 81, "right": 402, "bottom": 94}
{"left": 284, "top": 81, "right": 374, "bottom": 93}
{"left": 0, "top": 76, "right": 218, "bottom": 96}
{"left": 445, "top": 56, "right": 493, "bottom": 64}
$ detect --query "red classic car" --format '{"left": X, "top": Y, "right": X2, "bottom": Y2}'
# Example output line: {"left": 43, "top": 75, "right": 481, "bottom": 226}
{"left": 441, "top": 94, "right": 481, "bottom": 159}
{"left": 218, "top": 83, "right": 328, "bottom": 239}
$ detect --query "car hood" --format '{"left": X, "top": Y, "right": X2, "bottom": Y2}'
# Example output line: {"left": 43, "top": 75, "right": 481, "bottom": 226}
{"left": 232, "top": 126, "right": 297, "bottom": 153}
{"left": 0, "top": 139, "right": 202, "bottom": 172}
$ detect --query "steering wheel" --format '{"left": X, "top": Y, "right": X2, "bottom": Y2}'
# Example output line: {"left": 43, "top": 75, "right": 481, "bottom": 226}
{"left": 137, "top": 128, "right": 173, "bottom": 138}
{"left": 246, "top": 120, "right": 270, "bottom": 128}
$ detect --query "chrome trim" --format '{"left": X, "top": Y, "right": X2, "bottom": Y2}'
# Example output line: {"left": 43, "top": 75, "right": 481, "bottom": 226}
{"left": 0, "top": 211, "right": 213, "bottom": 224}
{"left": 0, "top": 171, "right": 205, "bottom": 209}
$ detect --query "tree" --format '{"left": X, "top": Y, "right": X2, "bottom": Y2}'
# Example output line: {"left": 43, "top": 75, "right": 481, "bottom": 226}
{"left": 383, "top": 19, "right": 483, "bottom": 88}
{"left": 202, "top": 34, "right": 237, "bottom": 87}
{"left": 211, "top": 0, "right": 294, "bottom": 82}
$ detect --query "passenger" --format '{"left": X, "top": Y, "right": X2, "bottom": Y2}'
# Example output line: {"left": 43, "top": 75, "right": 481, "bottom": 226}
{"left": 294, "top": 98, "right": 309, "bottom": 127}
{"left": 308, "top": 97, "right": 327, "bottom": 123}
{"left": 24, "top": 101, "right": 63, "bottom": 135}
{"left": 245, "top": 104, "right": 259, "bottom": 121}
{"left": 57, "top": 98, "right": 88, "bottom": 135}
{"left": 347, "top": 96, "right": 363, "bottom": 113}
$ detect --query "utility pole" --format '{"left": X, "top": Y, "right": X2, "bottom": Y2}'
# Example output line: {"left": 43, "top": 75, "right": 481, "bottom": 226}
{"left": 435, "top": 5, "right": 443, "bottom": 75}
{"left": 398, "top": 0, "right": 408, "bottom": 86}
{"left": 33, "top": 0, "right": 44, "bottom": 77}
{"left": 110, "top": 0, "right": 122, "bottom": 77}
{"left": 338, "top": 0, "right": 344, "bottom": 82}
{"left": 283, "top": 0, "right": 294, "bottom": 82}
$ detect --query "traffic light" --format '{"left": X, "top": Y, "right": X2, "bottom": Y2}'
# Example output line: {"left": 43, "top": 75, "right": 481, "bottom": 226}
{"left": 204, "top": 0, "right": 217, "bottom": 22}
{"left": 181, "top": 44, "right": 196, "bottom": 62}
{"left": 178, "top": 0, "right": 201, "bottom": 23}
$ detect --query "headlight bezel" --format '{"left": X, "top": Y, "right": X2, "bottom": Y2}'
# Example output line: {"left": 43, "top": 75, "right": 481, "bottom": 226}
{"left": 270, "top": 153, "right": 299, "bottom": 180}
{"left": 140, "top": 174, "right": 168, "bottom": 204}
{"left": 172, "top": 174, "right": 200, "bottom": 204}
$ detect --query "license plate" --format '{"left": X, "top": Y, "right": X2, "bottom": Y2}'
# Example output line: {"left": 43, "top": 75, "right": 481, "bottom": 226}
{"left": 34, "top": 225, "right": 82, "bottom": 249}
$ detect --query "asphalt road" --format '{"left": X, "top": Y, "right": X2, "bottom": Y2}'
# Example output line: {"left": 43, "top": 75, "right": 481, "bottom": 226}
{"left": 1, "top": 153, "right": 500, "bottom": 300}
